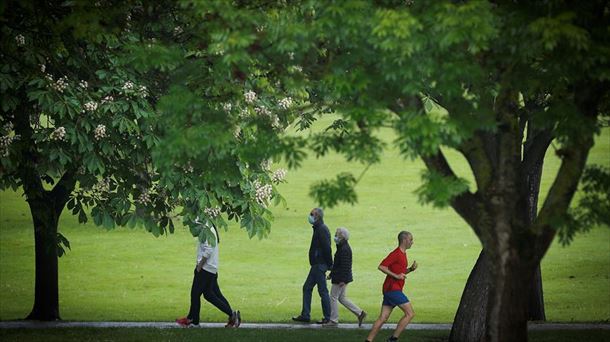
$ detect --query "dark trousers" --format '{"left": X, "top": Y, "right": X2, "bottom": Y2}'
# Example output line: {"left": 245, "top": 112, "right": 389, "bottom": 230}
{"left": 187, "top": 268, "right": 232, "bottom": 324}
{"left": 301, "top": 263, "right": 331, "bottom": 320}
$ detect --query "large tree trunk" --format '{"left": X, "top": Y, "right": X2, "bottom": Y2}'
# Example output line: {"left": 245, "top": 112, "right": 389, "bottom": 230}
{"left": 25, "top": 193, "right": 63, "bottom": 321}
{"left": 449, "top": 250, "right": 490, "bottom": 342}
{"left": 485, "top": 249, "right": 535, "bottom": 342}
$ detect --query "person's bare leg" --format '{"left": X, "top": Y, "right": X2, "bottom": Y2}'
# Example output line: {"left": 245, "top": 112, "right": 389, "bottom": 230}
{"left": 366, "top": 305, "right": 393, "bottom": 341}
{"left": 390, "top": 302, "right": 415, "bottom": 340}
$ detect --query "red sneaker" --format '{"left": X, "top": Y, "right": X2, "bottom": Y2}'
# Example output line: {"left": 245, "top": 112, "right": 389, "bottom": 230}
{"left": 176, "top": 317, "right": 190, "bottom": 327}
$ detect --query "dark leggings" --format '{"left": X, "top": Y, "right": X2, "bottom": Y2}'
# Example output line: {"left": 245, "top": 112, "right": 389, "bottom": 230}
{"left": 187, "top": 269, "right": 232, "bottom": 324}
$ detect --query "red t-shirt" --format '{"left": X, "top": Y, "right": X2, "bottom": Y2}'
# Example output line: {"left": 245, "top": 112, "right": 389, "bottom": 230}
{"left": 380, "top": 247, "right": 408, "bottom": 293}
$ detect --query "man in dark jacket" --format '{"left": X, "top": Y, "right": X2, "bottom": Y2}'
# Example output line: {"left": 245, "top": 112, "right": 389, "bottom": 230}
{"left": 324, "top": 227, "right": 366, "bottom": 327}
{"left": 292, "top": 208, "right": 333, "bottom": 324}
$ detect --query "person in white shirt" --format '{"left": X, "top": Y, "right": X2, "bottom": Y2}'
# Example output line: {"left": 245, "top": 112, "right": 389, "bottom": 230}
{"left": 176, "top": 224, "right": 240, "bottom": 327}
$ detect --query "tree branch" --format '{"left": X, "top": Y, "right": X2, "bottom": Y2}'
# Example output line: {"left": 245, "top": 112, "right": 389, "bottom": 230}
{"left": 532, "top": 81, "right": 607, "bottom": 261}
{"left": 521, "top": 128, "right": 553, "bottom": 175}
{"left": 421, "top": 150, "right": 484, "bottom": 237}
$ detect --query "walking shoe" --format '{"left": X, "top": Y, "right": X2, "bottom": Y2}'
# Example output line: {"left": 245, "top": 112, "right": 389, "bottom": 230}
{"left": 176, "top": 317, "right": 189, "bottom": 326}
{"left": 386, "top": 336, "right": 398, "bottom": 342}
{"left": 225, "top": 311, "right": 237, "bottom": 328}
{"left": 176, "top": 317, "right": 198, "bottom": 327}
{"left": 357, "top": 310, "right": 367, "bottom": 327}
{"left": 315, "top": 318, "right": 330, "bottom": 324}
{"left": 322, "top": 320, "right": 338, "bottom": 327}
{"left": 235, "top": 310, "right": 242, "bottom": 328}
{"left": 291, "top": 315, "right": 311, "bottom": 323}
{"left": 225, "top": 312, "right": 236, "bottom": 328}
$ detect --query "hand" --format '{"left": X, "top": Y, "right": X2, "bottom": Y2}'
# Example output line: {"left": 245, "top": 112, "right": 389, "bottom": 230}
{"left": 196, "top": 265, "right": 203, "bottom": 273}
{"left": 394, "top": 273, "right": 406, "bottom": 280}
{"left": 410, "top": 260, "right": 418, "bottom": 272}
{"left": 326, "top": 274, "right": 331, "bottom": 280}
{"left": 339, "top": 282, "right": 346, "bottom": 287}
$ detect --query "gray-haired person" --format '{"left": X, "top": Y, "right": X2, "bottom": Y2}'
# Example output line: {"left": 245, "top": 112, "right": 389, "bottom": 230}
{"left": 324, "top": 227, "right": 367, "bottom": 327}
{"left": 292, "top": 208, "right": 333, "bottom": 324}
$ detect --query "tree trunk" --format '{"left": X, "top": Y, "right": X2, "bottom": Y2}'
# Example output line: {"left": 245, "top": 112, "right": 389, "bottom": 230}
{"left": 485, "top": 245, "right": 535, "bottom": 342}
{"left": 525, "top": 157, "right": 546, "bottom": 321}
{"left": 25, "top": 194, "right": 62, "bottom": 321}
{"left": 449, "top": 250, "right": 490, "bottom": 342}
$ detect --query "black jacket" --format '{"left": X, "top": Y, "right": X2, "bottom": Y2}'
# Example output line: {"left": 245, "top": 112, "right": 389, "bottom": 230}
{"left": 330, "top": 240, "right": 353, "bottom": 284}
{"left": 308, "top": 219, "right": 333, "bottom": 268}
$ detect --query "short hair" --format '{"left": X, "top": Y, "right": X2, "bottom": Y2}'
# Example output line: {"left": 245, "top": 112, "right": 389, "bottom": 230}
{"left": 336, "top": 227, "right": 350, "bottom": 241}
{"left": 313, "top": 207, "right": 324, "bottom": 219}
{"left": 397, "top": 231, "right": 411, "bottom": 244}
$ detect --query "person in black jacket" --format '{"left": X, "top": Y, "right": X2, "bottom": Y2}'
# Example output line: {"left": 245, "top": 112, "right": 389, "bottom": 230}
{"left": 323, "top": 227, "right": 366, "bottom": 327}
{"left": 292, "top": 208, "right": 333, "bottom": 324}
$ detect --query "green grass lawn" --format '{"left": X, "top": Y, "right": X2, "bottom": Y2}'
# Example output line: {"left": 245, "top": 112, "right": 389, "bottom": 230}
{"left": 0, "top": 328, "right": 609, "bottom": 342}
{"left": 0, "top": 120, "right": 608, "bottom": 324}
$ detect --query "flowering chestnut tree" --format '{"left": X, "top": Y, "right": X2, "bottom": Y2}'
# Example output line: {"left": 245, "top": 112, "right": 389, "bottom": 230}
{"left": 0, "top": 1, "right": 299, "bottom": 321}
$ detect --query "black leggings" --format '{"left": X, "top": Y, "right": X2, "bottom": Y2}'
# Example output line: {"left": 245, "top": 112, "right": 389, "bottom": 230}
{"left": 187, "top": 269, "right": 233, "bottom": 324}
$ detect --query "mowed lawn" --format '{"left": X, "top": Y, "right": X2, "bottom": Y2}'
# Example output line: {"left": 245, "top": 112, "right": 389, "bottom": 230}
{"left": 0, "top": 120, "right": 608, "bottom": 324}
{"left": 1, "top": 328, "right": 610, "bottom": 342}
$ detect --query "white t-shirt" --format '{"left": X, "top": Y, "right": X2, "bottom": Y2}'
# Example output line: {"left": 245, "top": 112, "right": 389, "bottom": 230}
{"left": 196, "top": 227, "right": 219, "bottom": 274}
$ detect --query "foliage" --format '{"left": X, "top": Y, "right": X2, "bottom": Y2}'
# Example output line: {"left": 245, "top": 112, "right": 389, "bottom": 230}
{"left": 0, "top": 1, "right": 304, "bottom": 248}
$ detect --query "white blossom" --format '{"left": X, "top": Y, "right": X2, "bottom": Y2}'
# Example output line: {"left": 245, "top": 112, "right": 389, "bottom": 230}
{"left": 253, "top": 180, "right": 273, "bottom": 206}
{"left": 256, "top": 25, "right": 265, "bottom": 33}
{"left": 78, "top": 80, "right": 88, "bottom": 89}
{"left": 272, "top": 168, "right": 287, "bottom": 183}
{"left": 0, "top": 134, "right": 20, "bottom": 157}
{"left": 290, "top": 65, "right": 303, "bottom": 73}
{"left": 254, "top": 105, "right": 271, "bottom": 117}
{"left": 50, "top": 126, "right": 66, "bottom": 141}
{"left": 94, "top": 124, "right": 106, "bottom": 140}
{"left": 173, "top": 26, "right": 183, "bottom": 36}
{"left": 239, "top": 108, "right": 250, "bottom": 118}
{"left": 244, "top": 90, "right": 257, "bottom": 104}
{"left": 183, "top": 162, "right": 194, "bottom": 173}
{"left": 40, "top": 64, "right": 46, "bottom": 73}
{"left": 233, "top": 127, "right": 241, "bottom": 139}
{"left": 84, "top": 101, "right": 98, "bottom": 112}
{"left": 49, "top": 75, "right": 68, "bottom": 93}
{"left": 122, "top": 81, "right": 134, "bottom": 91}
{"left": 222, "top": 102, "right": 232, "bottom": 112}
{"left": 138, "top": 85, "right": 148, "bottom": 98}
{"left": 101, "top": 95, "right": 114, "bottom": 104}
{"left": 288, "top": 52, "right": 295, "bottom": 60}
{"left": 15, "top": 34, "right": 25, "bottom": 47}
{"left": 278, "top": 97, "right": 293, "bottom": 110}
{"left": 260, "top": 159, "right": 272, "bottom": 171}
{"left": 204, "top": 206, "right": 221, "bottom": 219}
{"left": 94, "top": 177, "right": 111, "bottom": 195}
{"left": 271, "top": 115, "right": 281, "bottom": 129}
{"left": 136, "top": 190, "right": 151, "bottom": 205}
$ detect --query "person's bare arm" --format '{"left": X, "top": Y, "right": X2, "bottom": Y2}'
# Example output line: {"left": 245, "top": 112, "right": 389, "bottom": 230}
{"left": 378, "top": 265, "right": 405, "bottom": 280}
